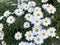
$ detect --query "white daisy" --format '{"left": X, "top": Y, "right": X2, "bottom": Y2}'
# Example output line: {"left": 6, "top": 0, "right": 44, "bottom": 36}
{"left": 42, "top": 4, "right": 47, "bottom": 9}
{"left": 19, "top": 42, "right": 28, "bottom": 45}
{"left": 0, "top": 23, "right": 3, "bottom": 31}
{"left": 42, "top": 3, "right": 56, "bottom": 14}
{"left": 23, "top": 22, "right": 30, "bottom": 28}
{"left": 6, "top": 16, "right": 15, "bottom": 24}
{"left": 41, "top": 0, "right": 48, "bottom": 3}
{"left": 3, "top": 10, "right": 10, "bottom": 17}
{"left": 18, "top": 4, "right": 23, "bottom": 9}
{"left": 0, "top": 16, "right": 4, "bottom": 20}
{"left": 34, "top": 7, "right": 41, "bottom": 12}
{"left": 14, "top": 8, "right": 24, "bottom": 16}
{"left": 25, "top": 31, "right": 34, "bottom": 41}
{"left": 46, "top": 6, "right": 56, "bottom": 14}
{"left": 28, "top": 1, "right": 36, "bottom": 7}
{"left": 24, "top": 13, "right": 33, "bottom": 23}
{"left": 34, "top": 35, "right": 44, "bottom": 45}
{"left": 42, "top": 17, "right": 51, "bottom": 26}
{"left": 33, "top": 17, "right": 42, "bottom": 26}
{"left": 57, "top": 0, "right": 60, "bottom": 3}
{"left": 28, "top": 7, "right": 34, "bottom": 13}
{"left": 56, "top": 36, "right": 59, "bottom": 39}
{"left": 47, "top": 27, "right": 56, "bottom": 37}
{"left": 42, "top": 3, "right": 52, "bottom": 9}
{"left": 32, "top": 25, "right": 42, "bottom": 35}
{"left": 1, "top": 41, "right": 6, "bottom": 45}
{"left": 0, "top": 31, "right": 4, "bottom": 40}
{"left": 40, "top": 29, "right": 48, "bottom": 39}
{"left": 33, "top": 11, "right": 43, "bottom": 19}
{"left": 23, "top": 4, "right": 29, "bottom": 10}
{"left": 14, "top": 32, "right": 22, "bottom": 40}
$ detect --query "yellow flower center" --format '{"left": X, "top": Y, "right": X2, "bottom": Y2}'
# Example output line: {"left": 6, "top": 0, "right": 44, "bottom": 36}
{"left": 28, "top": 34, "right": 31, "bottom": 37}
{"left": 35, "top": 28, "right": 39, "bottom": 32}
{"left": 26, "top": 24, "right": 28, "bottom": 26}
{"left": 27, "top": 15, "right": 30, "bottom": 18}
{"left": 36, "top": 37, "right": 40, "bottom": 41}
{"left": 42, "top": 33, "right": 46, "bottom": 36}
{"left": 25, "top": 6, "right": 28, "bottom": 8}
{"left": 50, "top": 9, "right": 53, "bottom": 12}
{"left": 37, "top": 13, "right": 40, "bottom": 16}
{"left": 18, "top": 10, "right": 21, "bottom": 13}
{"left": 17, "top": 34, "right": 20, "bottom": 37}
{"left": 0, "top": 26, "right": 3, "bottom": 28}
{"left": 31, "top": 2, "right": 33, "bottom": 5}
{"left": 36, "top": 20, "right": 39, "bottom": 23}
{"left": 6, "top": 13, "right": 9, "bottom": 15}
{"left": 47, "top": 4, "right": 50, "bottom": 8}
{"left": 30, "top": 9, "right": 32, "bottom": 12}
{"left": 9, "top": 18, "right": 13, "bottom": 21}
{"left": 36, "top": 10, "right": 38, "bottom": 12}
{"left": 45, "top": 20, "right": 48, "bottom": 23}
{"left": 50, "top": 30, "right": 53, "bottom": 34}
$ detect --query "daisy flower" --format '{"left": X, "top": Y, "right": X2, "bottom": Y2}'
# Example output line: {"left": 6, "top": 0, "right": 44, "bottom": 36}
{"left": 42, "top": 3, "right": 53, "bottom": 9}
{"left": 41, "top": 0, "right": 48, "bottom": 3}
{"left": 24, "top": 13, "right": 33, "bottom": 23}
{"left": 42, "top": 17, "right": 51, "bottom": 26}
{"left": 46, "top": 6, "right": 56, "bottom": 14}
{"left": 32, "top": 25, "right": 42, "bottom": 35}
{"left": 34, "top": 35, "right": 44, "bottom": 45}
{"left": 23, "top": 22, "right": 30, "bottom": 28}
{"left": 25, "top": 31, "right": 34, "bottom": 41}
{"left": 56, "top": 36, "right": 59, "bottom": 39}
{"left": 42, "top": 4, "right": 47, "bottom": 9}
{"left": 28, "top": 1, "right": 36, "bottom": 7}
{"left": 3, "top": 10, "right": 10, "bottom": 17}
{"left": 28, "top": 7, "right": 34, "bottom": 13}
{"left": 14, "top": 8, "right": 24, "bottom": 16}
{"left": 33, "top": 11, "right": 43, "bottom": 19}
{"left": 6, "top": 16, "right": 15, "bottom": 24}
{"left": 23, "top": 4, "right": 29, "bottom": 10}
{"left": 0, "top": 23, "right": 3, "bottom": 31}
{"left": 42, "top": 3, "right": 56, "bottom": 14}
{"left": 34, "top": 7, "right": 41, "bottom": 12}
{"left": 19, "top": 42, "right": 28, "bottom": 45}
{"left": 0, "top": 31, "right": 4, "bottom": 40}
{"left": 1, "top": 41, "right": 6, "bottom": 45}
{"left": 33, "top": 17, "right": 42, "bottom": 26}
{"left": 40, "top": 29, "right": 48, "bottom": 39}
{"left": 57, "top": 0, "right": 60, "bottom": 3}
{"left": 14, "top": 32, "right": 22, "bottom": 40}
{"left": 47, "top": 27, "right": 56, "bottom": 37}
{"left": 45, "top": 3, "right": 53, "bottom": 9}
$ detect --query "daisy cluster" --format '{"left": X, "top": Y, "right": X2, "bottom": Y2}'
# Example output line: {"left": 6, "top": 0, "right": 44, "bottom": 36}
{"left": 0, "top": 23, "right": 3, "bottom": 36}
{"left": 0, "top": 0, "right": 59, "bottom": 45}
{"left": 0, "top": 23, "right": 6, "bottom": 45}
{"left": 42, "top": 3, "right": 56, "bottom": 14}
